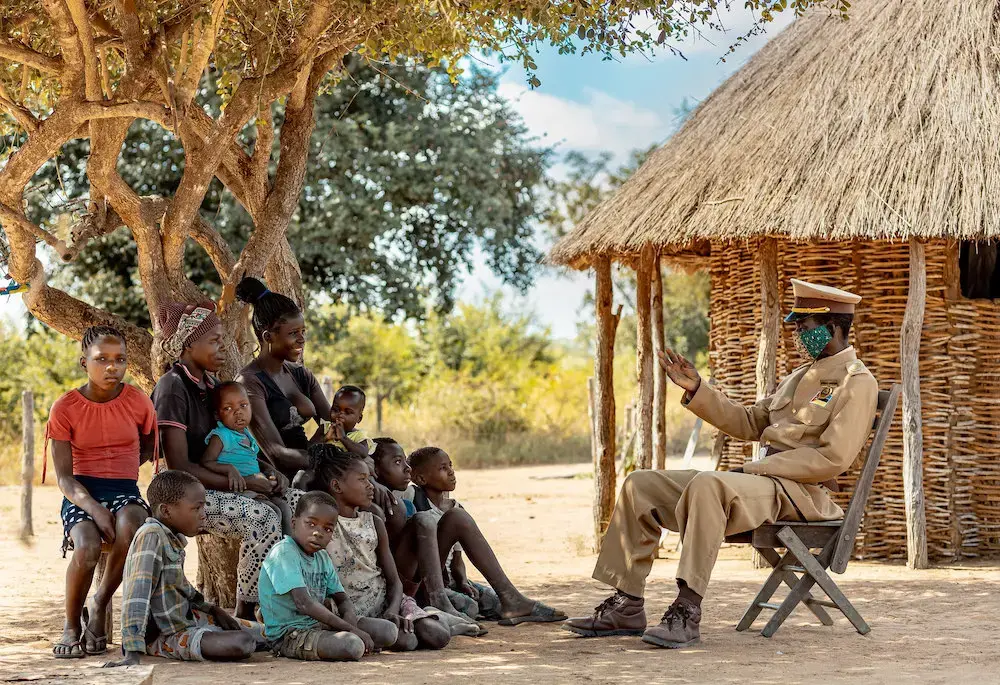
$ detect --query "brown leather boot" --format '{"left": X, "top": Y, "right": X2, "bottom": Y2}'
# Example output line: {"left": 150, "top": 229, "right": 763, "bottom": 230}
{"left": 563, "top": 593, "right": 647, "bottom": 637}
{"left": 641, "top": 598, "right": 701, "bottom": 648}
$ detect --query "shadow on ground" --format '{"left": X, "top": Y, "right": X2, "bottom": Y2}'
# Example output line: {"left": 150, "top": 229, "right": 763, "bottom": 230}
{"left": 3, "top": 577, "right": 999, "bottom": 685}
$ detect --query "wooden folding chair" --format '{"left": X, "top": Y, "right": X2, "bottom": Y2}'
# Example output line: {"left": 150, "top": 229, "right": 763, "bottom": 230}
{"left": 725, "top": 384, "right": 901, "bottom": 638}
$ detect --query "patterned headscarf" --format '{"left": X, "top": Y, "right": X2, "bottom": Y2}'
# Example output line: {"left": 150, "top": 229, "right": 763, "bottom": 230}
{"left": 157, "top": 302, "right": 222, "bottom": 362}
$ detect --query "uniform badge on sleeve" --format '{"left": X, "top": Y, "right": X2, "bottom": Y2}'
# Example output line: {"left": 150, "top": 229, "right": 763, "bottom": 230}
{"left": 810, "top": 385, "right": 835, "bottom": 407}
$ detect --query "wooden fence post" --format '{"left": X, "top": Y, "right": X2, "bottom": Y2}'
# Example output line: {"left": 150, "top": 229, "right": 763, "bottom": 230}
{"left": 635, "top": 245, "right": 655, "bottom": 470}
{"left": 651, "top": 255, "right": 667, "bottom": 470}
{"left": 593, "top": 256, "right": 620, "bottom": 545}
{"left": 901, "top": 238, "right": 928, "bottom": 569}
{"left": 20, "top": 390, "right": 34, "bottom": 540}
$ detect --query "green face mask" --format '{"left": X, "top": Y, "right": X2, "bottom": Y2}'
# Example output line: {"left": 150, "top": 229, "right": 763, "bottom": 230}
{"left": 797, "top": 325, "right": 833, "bottom": 359}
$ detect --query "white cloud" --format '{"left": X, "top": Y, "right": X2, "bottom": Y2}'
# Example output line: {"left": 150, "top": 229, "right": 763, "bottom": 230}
{"left": 497, "top": 81, "right": 670, "bottom": 163}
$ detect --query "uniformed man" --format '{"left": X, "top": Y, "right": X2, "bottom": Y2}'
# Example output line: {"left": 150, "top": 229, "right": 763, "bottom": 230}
{"left": 565, "top": 279, "right": 878, "bottom": 648}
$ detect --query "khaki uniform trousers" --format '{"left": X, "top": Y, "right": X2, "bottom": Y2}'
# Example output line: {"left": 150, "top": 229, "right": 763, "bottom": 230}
{"left": 592, "top": 469, "right": 800, "bottom": 598}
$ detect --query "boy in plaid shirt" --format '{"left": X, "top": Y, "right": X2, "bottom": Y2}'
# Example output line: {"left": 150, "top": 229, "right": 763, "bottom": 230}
{"left": 105, "top": 470, "right": 265, "bottom": 666}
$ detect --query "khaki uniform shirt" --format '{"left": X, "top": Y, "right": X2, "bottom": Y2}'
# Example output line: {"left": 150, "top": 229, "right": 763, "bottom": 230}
{"left": 685, "top": 346, "right": 878, "bottom": 521}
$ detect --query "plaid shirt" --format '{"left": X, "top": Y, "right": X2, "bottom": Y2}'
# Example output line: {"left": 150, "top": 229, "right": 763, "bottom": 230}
{"left": 120, "top": 518, "right": 213, "bottom": 653}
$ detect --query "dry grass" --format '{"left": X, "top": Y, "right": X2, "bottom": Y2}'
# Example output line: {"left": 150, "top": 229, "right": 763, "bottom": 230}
{"left": 549, "top": 0, "right": 1000, "bottom": 269}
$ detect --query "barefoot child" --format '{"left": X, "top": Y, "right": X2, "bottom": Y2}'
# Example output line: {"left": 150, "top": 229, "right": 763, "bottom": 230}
{"left": 313, "top": 445, "right": 451, "bottom": 651}
{"left": 259, "top": 491, "right": 398, "bottom": 661}
{"left": 202, "top": 381, "right": 294, "bottom": 534}
{"left": 106, "top": 470, "right": 265, "bottom": 666}
{"left": 400, "top": 447, "right": 566, "bottom": 626}
{"left": 48, "top": 326, "right": 157, "bottom": 658}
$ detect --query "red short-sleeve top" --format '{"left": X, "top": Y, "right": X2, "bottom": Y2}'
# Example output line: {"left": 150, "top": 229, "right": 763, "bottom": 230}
{"left": 47, "top": 384, "right": 157, "bottom": 481}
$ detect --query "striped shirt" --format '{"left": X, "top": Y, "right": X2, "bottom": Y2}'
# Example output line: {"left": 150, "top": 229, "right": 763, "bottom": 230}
{"left": 120, "top": 517, "right": 212, "bottom": 653}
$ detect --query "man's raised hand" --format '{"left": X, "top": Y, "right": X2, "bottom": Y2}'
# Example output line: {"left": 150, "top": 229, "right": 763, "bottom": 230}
{"left": 658, "top": 348, "right": 702, "bottom": 395}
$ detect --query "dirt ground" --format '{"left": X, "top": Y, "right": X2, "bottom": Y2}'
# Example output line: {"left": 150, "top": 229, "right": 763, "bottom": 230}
{"left": 2, "top": 460, "right": 1000, "bottom": 684}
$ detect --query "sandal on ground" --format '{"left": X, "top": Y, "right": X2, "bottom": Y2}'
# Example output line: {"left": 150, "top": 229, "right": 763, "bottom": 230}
{"left": 497, "top": 602, "right": 567, "bottom": 626}
{"left": 52, "top": 639, "right": 85, "bottom": 659}
{"left": 81, "top": 606, "right": 109, "bottom": 655}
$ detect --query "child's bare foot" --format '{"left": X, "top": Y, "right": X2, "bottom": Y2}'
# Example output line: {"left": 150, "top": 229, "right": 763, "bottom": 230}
{"left": 428, "top": 590, "right": 476, "bottom": 622}
{"left": 53, "top": 621, "right": 84, "bottom": 659}
{"left": 82, "top": 603, "right": 109, "bottom": 655}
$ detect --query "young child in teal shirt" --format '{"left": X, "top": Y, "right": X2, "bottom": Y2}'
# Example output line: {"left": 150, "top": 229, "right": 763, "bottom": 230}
{"left": 202, "top": 381, "right": 294, "bottom": 533}
{"left": 259, "top": 491, "right": 398, "bottom": 661}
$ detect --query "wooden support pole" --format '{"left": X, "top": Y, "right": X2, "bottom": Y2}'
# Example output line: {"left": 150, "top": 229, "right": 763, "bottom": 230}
{"left": 322, "top": 376, "right": 334, "bottom": 403}
{"left": 593, "top": 256, "right": 620, "bottom": 543}
{"left": 651, "top": 255, "right": 667, "bottom": 470}
{"left": 635, "top": 245, "right": 655, "bottom": 471}
{"left": 20, "top": 390, "right": 34, "bottom": 540}
{"left": 587, "top": 376, "right": 597, "bottom": 466}
{"left": 901, "top": 237, "right": 928, "bottom": 569}
{"left": 753, "top": 237, "right": 780, "bottom": 569}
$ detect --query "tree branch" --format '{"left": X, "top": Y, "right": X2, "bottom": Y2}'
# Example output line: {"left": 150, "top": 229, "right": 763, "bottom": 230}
{"left": 0, "top": 39, "right": 63, "bottom": 74}
{"left": 190, "top": 214, "right": 237, "bottom": 280}
{"left": 175, "top": 0, "right": 227, "bottom": 107}
{"left": 66, "top": 0, "right": 103, "bottom": 101}
{"left": 0, "top": 89, "right": 39, "bottom": 132}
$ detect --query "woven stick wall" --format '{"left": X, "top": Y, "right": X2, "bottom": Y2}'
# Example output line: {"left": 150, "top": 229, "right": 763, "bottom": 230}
{"left": 706, "top": 238, "right": 999, "bottom": 560}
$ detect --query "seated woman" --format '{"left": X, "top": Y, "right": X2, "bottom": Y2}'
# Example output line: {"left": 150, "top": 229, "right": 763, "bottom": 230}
{"left": 311, "top": 444, "right": 451, "bottom": 651}
{"left": 234, "top": 277, "right": 331, "bottom": 481}
{"left": 234, "top": 277, "right": 397, "bottom": 514}
{"left": 49, "top": 326, "right": 156, "bottom": 658}
{"left": 151, "top": 302, "right": 300, "bottom": 621}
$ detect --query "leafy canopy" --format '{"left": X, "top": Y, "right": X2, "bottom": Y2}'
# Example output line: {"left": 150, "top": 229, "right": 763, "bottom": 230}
{"left": 28, "top": 56, "right": 548, "bottom": 326}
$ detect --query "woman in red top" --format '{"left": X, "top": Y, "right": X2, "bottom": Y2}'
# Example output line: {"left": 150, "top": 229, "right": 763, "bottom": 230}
{"left": 48, "top": 326, "right": 157, "bottom": 659}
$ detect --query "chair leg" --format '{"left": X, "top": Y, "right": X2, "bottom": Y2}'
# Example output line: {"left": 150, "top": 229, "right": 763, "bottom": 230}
{"left": 757, "top": 547, "right": 834, "bottom": 627}
{"left": 761, "top": 572, "right": 819, "bottom": 638}
{"left": 735, "top": 547, "right": 794, "bottom": 632}
{"left": 776, "top": 527, "right": 871, "bottom": 635}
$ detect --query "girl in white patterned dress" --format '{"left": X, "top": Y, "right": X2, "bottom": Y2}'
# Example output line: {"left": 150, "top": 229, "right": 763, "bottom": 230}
{"left": 311, "top": 445, "right": 451, "bottom": 651}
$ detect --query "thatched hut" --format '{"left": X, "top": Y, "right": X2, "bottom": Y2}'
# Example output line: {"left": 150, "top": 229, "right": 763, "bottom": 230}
{"left": 549, "top": 0, "right": 1000, "bottom": 566}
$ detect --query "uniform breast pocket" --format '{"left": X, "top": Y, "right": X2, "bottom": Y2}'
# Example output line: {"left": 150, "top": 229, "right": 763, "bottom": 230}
{"left": 795, "top": 403, "right": 832, "bottom": 429}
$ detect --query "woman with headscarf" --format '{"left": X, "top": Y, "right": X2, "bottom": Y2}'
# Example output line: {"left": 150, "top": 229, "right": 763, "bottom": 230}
{"left": 151, "top": 302, "right": 300, "bottom": 620}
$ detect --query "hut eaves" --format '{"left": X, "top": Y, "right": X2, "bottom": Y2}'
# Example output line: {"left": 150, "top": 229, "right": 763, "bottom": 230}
{"left": 549, "top": 0, "right": 1000, "bottom": 270}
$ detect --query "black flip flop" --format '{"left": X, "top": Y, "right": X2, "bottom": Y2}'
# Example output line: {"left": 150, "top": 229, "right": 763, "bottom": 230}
{"left": 81, "top": 606, "right": 109, "bottom": 655}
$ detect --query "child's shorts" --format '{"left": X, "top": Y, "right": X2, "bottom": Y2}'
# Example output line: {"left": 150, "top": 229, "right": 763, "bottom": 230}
{"left": 60, "top": 476, "right": 149, "bottom": 556}
{"left": 147, "top": 609, "right": 265, "bottom": 661}
{"left": 272, "top": 627, "right": 330, "bottom": 661}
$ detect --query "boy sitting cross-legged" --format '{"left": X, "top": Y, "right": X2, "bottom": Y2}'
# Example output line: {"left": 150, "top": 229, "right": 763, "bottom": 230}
{"left": 105, "top": 470, "right": 266, "bottom": 667}
{"left": 259, "top": 491, "right": 398, "bottom": 661}
{"left": 394, "top": 446, "right": 566, "bottom": 626}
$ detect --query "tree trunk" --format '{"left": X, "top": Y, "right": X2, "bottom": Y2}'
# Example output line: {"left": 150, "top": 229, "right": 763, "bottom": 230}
{"left": 651, "top": 255, "right": 667, "bottom": 470}
{"left": 635, "top": 246, "right": 655, "bottom": 471}
{"left": 196, "top": 537, "right": 242, "bottom": 609}
{"left": 376, "top": 393, "right": 385, "bottom": 434}
{"left": 751, "top": 237, "right": 780, "bottom": 568}
{"left": 593, "top": 256, "right": 620, "bottom": 545}
{"left": 901, "top": 238, "right": 928, "bottom": 569}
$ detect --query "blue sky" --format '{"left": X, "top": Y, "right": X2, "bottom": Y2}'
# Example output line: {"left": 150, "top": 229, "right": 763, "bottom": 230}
{"left": 461, "top": 7, "right": 796, "bottom": 340}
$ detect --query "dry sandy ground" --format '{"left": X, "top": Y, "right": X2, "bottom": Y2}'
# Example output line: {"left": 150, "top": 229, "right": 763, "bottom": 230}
{"left": 2, "top": 460, "right": 999, "bottom": 684}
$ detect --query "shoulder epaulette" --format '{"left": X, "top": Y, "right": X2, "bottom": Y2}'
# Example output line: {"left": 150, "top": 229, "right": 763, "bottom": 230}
{"left": 847, "top": 360, "right": 867, "bottom": 376}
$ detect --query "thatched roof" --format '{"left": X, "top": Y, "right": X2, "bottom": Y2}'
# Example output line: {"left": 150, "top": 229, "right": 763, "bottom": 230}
{"left": 549, "top": 0, "right": 1000, "bottom": 269}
